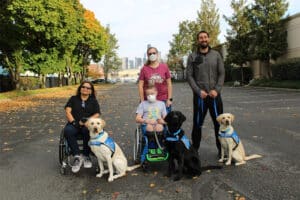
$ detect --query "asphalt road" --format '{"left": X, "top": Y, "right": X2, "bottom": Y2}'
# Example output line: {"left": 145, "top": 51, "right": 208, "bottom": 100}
{"left": 0, "top": 82, "right": 299, "bottom": 200}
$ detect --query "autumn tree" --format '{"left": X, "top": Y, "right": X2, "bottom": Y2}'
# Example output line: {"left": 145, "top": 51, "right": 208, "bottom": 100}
{"left": 196, "top": 0, "right": 221, "bottom": 47}
{"left": 77, "top": 9, "right": 108, "bottom": 80}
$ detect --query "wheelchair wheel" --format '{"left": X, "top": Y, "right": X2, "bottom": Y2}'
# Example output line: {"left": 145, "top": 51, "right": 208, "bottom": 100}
{"left": 59, "top": 129, "right": 66, "bottom": 165}
{"left": 59, "top": 128, "right": 69, "bottom": 175}
{"left": 133, "top": 125, "right": 142, "bottom": 163}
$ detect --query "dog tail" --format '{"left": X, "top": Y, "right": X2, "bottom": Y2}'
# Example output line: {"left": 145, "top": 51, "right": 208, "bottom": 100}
{"left": 126, "top": 164, "right": 141, "bottom": 171}
{"left": 245, "top": 154, "right": 262, "bottom": 161}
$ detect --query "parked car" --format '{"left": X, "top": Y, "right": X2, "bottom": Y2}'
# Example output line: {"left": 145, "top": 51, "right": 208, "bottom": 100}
{"left": 92, "top": 78, "right": 105, "bottom": 84}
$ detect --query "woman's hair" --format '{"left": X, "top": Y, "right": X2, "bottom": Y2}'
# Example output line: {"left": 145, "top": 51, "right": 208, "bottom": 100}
{"left": 145, "top": 46, "right": 158, "bottom": 66}
{"left": 76, "top": 80, "right": 96, "bottom": 98}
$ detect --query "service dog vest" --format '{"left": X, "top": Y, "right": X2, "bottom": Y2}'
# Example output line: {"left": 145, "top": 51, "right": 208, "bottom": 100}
{"left": 166, "top": 129, "right": 191, "bottom": 150}
{"left": 218, "top": 128, "right": 240, "bottom": 150}
{"left": 89, "top": 131, "right": 116, "bottom": 153}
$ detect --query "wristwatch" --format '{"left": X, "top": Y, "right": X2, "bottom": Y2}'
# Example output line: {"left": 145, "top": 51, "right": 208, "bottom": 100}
{"left": 169, "top": 98, "right": 173, "bottom": 101}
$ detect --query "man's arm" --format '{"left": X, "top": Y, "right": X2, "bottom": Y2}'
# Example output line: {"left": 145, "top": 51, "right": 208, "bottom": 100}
{"left": 186, "top": 54, "right": 201, "bottom": 96}
{"left": 215, "top": 52, "right": 225, "bottom": 93}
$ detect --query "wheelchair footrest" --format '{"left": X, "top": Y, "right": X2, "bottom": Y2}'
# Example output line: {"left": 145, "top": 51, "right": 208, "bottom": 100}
{"left": 146, "top": 149, "right": 169, "bottom": 162}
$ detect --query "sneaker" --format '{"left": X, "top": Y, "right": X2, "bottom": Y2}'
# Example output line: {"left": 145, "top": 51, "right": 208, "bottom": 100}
{"left": 72, "top": 155, "right": 83, "bottom": 173}
{"left": 83, "top": 156, "right": 92, "bottom": 168}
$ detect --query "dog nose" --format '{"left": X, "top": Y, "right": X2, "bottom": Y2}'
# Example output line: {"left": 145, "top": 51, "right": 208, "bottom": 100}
{"left": 225, "top": 120, "right": 230, "bottom": 125}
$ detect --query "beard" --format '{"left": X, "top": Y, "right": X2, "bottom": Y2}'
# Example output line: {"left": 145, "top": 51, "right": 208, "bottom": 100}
{"left": 198, "top": 42, "right": 208, "bottom": 49}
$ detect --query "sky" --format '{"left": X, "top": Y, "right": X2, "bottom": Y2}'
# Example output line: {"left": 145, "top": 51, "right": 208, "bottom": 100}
{"left": 80, "top": 0, "right": 300, "bottom": 60}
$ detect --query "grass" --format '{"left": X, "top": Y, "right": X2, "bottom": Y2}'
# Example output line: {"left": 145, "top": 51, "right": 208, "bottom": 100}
{"left": 0, "top": 86, "right": 76, "bottom": 100}
{"left": 248, "top": 79, "right": 300, "bottom": 89}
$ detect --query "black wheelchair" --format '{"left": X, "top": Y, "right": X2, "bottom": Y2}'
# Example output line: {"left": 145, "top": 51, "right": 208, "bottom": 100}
{"left": 58, "top": 127, "right": 98, "bottom": 175}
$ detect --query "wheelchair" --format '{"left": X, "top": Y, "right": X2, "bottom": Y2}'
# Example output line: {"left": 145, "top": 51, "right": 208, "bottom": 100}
{"left": 58, "top": 127, "right": 98, "bottom": 175}
{"left": 133, "top": 123, "right": 169, "bottom": 170}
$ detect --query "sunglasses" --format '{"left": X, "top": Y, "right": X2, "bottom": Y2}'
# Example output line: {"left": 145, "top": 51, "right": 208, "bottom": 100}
{"left": 81, "top": 85, "right": 91, "bottom": 90}
{"left": 148, "top": 52, "right": 156, "bottom": 56}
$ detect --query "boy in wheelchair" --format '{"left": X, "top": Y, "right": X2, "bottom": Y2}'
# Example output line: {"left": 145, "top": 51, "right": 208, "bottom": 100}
{"left": 135, "top": 86, "right": 167, "bottom": 168}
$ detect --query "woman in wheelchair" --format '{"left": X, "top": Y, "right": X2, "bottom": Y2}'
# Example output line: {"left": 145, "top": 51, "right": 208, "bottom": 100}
{"left": 135, "top": 86, "right": 167, "bottom": 168}
{"left": 64, "top": 80, "right": 101, "bottom": 173}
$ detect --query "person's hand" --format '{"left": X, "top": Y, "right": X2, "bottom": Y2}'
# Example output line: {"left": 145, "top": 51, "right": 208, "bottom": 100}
{"left": 157, "top": 118, "right": 165, "bottom": 125}
{"left": 166, "top": 99, "right": 172, "bottom": 107}
{"left": 147, "top": 119, "right": 157, "bottom": 125}
{"left": 209, "top": 90, "right": 218, "bottom": 98}
{"left": 200, "top": 90, "right": 208, "bottom": 99}
{"left": 71, "top": 120, "right": 80, "bottom": 128}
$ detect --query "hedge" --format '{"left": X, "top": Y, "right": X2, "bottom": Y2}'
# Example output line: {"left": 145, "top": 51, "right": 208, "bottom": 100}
{"left": 272, "top": 58, "right": 300, "bottom": 80}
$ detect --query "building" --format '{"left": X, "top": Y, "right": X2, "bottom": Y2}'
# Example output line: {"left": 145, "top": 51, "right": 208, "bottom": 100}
{"left": 128, "top": 59, "right": 134, "bottom": 69}
{"left": 135, "top": 57, "right": 142, "bottom": 69}
{"left": 122, "top": 57, "right": 128, "bottom": 70}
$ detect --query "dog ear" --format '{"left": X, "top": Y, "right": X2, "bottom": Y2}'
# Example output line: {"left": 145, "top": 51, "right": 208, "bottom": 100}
{"left": 230, "top": 113, "right": 235, "bottom": 123}
{"left": 164, "top": 112, "right": 171, "bottom": 123}
{"left": 100, "top": 118, "right": 106, "bottom": 128}
{"left": 179, "top": 112, "right": 186, "bottom": 123}
{"left": 216, "top": 114, "right": 222, "bottom": 123}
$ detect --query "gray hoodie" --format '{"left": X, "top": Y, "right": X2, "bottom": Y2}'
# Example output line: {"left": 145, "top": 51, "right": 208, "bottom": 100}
{"left": 186, "top": 49, "right": 225, "bottom": 96}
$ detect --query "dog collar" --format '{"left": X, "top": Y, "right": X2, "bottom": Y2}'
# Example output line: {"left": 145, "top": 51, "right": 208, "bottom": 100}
{"left": 90, "top": 131, "right": 104, "bottom": 140}
{"left": 167, "top": 128, "right": 181, "bottom": 136}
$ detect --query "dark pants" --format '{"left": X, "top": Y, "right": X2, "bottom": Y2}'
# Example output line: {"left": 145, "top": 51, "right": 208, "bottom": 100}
{"left": 191, "top": 93, "right": 223, "bottom": 153}
{"left": 64, "top": 123, "right": 90, "bottom": 156}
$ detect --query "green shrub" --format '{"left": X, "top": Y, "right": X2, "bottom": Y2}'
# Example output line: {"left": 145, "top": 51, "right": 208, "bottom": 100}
{"left": 272, "top": 58, "right": 300, "bottom": 80}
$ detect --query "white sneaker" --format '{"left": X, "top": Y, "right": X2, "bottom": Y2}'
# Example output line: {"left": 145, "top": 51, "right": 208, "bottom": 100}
{"left": 83, "top": 156, "right": 92, "bottom": 168}
{"left": 72, "top": 155, "right": 83, "bottom": 173}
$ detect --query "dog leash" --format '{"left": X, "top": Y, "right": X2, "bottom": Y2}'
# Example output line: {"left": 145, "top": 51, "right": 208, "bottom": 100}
{"left": 213, "top": 98, "right": 219, "bottom": 117}
{"left": 197, "top": 97, "right": 204, "bottom": 127}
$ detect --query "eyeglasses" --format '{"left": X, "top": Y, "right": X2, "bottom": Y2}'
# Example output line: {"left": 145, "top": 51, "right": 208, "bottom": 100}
{"left": 148, "top": 52, "right": 156, "bottom": 56}
{"left": 81, "top": 86, "right": 91, "bottom": 90}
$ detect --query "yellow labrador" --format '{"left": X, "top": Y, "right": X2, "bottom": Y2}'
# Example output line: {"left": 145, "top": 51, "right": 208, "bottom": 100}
{"left": 87, "top": 118, "right": 140, "bottom": 182}
{"left": 217, "top": 113, "right": 262, "bottom": 166}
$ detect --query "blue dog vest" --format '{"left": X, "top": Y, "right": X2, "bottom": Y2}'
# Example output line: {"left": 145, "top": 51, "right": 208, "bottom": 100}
{"left": 89, "top": 131, "right": 116, "bottom": 153}
{"left": 166, "top": 129, "right": 191, "bottom": 150}
{"left": 218, "top": 129, "right": 240, "bottom": 149}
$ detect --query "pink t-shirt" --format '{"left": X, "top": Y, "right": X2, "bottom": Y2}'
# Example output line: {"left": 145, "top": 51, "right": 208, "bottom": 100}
{"left": 139, "top": 63, "right": 171, "bottom": 101}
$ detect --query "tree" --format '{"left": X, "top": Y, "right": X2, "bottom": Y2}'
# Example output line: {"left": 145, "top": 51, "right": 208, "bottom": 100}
{"left": 196, "top": 0, "right": 221, "bottom": 47}
{"left": 77, "top": 9, "right": 108, "bottom": 80}
{"left": 0, "top": 0, "right": 86, "bottom": 88}
{"left": 224, "top": 0, "right": 252, "bottom": 83}
{"left": 248, "top": 0, "right": 288, "bottom": 78}
{"left": 102, "top": 25, "right": 121, "bottom": 82}
{"left": 167, "top": 20, "right": 198, "bottom": 73}
{"left": 0, "top": 0, "right": 29, "bottom": 89}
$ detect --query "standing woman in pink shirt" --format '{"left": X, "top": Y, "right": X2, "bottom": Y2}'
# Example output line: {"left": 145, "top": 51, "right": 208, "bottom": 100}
{"left": 138, "top": 46, "right": 173, "bottom": 112}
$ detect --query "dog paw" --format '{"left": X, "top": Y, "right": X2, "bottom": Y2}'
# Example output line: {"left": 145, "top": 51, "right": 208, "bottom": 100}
{"left": 96, "top": 173, "right": 103, "bottom": 178}
{"left": 225, "top": 161, "right": 231, "bottom": 166}
{"left": 218, "top": 159, "right": 224, "bottom": 163}
{"left": 108, "top": 177, "right": 114, "bottom": 182}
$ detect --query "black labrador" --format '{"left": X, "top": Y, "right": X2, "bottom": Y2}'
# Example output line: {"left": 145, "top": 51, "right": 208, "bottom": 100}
{"left": 164, "top": 111, "right": 201, "bottom": 181}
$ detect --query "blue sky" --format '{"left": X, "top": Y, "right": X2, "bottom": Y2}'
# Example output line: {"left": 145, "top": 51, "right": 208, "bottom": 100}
{"left": 81, "top": 0, "right": 300, "bottom": 60}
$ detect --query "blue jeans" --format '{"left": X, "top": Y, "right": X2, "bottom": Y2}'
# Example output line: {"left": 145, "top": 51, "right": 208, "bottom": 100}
{"left": 64, "top": 123, "right": 90, "bottom": 156}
